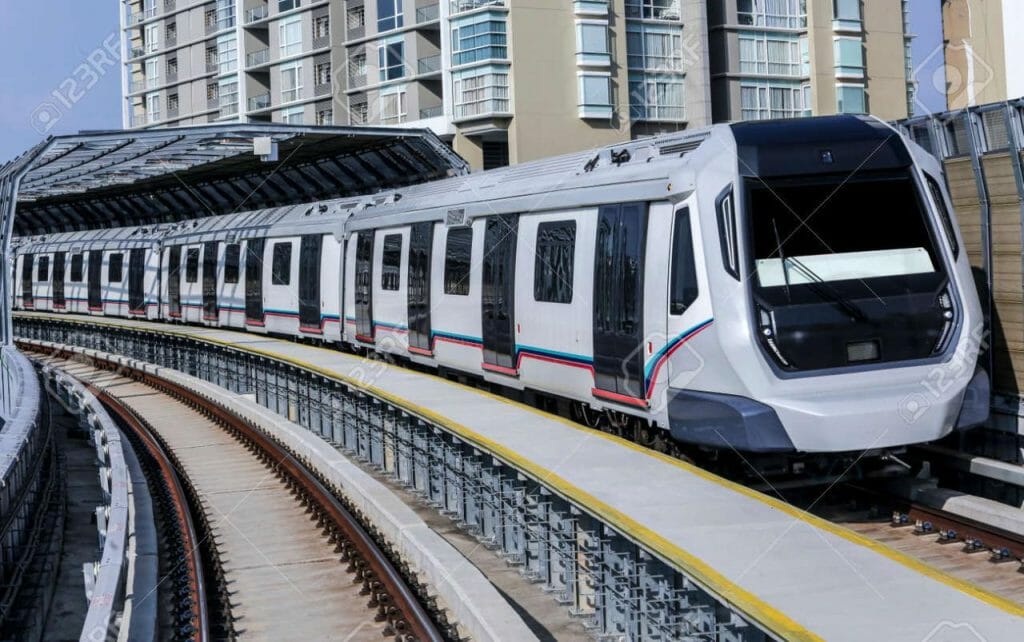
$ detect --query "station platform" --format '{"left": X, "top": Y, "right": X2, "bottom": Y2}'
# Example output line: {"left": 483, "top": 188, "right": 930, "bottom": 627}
{"left": 14, "top": 312, "right": 1024, "bottom": 641}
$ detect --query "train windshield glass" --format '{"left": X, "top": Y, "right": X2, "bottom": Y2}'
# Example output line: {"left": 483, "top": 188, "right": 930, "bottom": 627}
{"left": 748, "top": 172, "right": 944, "bottom": 294}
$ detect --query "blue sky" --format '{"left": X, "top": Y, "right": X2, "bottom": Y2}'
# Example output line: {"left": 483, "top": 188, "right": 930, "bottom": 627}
{"left": 0, "top": 1, "right": 948, "bottom": 164}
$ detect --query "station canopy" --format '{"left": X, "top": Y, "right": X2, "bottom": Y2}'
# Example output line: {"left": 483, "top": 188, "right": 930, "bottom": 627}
{"left": 1, "top": 123, "right": 468, "bottom": 236}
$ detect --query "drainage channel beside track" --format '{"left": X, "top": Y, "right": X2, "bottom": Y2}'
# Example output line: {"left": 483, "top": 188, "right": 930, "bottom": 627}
{"left": 31, "top": 349, "right": 447, "bottom": 642}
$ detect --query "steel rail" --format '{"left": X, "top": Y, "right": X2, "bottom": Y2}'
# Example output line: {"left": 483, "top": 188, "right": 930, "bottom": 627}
{"left": 85, "top": 383, "right": 210, "bottom": 642}
{"left": 32, "top": 343, "right": 445, "bottom": 642}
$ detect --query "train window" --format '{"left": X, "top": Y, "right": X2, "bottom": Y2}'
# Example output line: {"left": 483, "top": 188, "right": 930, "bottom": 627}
{"left": 272, "top": 242, "right": 292, "bottom": 285}
{"left": 381, "top": 234, "right": 402, "bottom": 291}
{"left": 109, "top": 253, "right": 124, "bottom": 282}
{"left": 716, "top": 186, "right": 739, "bottom": 280}
{"left": 925, "top": 175, "right": 960, "bottom": 259}
{"left": 224, "top": 243, "right": 241, "bottom": 283}
{"left": 37, "top": 256, "right": 50, "bottom": 282}
{"left": 670, "top": 208, "right": 698, "bottom": 315}
{"left": 185, "top": 248, "right": 200, "bottom": 283}
{"left": 443, "top": 228, "right": 473, "bottom": 295}
{"left": 70, "top": 254, "right": 84, "bottom": 282}
{"left": 534, "top": 220, "right": 575, "bottom": 303}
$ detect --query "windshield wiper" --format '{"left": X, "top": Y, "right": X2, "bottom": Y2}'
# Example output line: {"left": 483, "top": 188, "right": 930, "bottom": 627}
{"left": 784, "top": 256, "right": 869, "bottom": 322}
{"left": 772, "top": 218, "right": 792, "bottom": 303}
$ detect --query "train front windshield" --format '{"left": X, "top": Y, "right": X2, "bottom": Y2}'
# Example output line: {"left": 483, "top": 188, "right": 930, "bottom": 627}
{"left": 747, "top": 171, "right": 955, "bottom": 372}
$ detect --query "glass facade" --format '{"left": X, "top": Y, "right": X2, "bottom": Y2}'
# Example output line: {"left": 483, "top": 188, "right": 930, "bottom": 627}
{"left": 453, "top": 65, "right": 510, "bottom": 118}
{"left": 451, "top": 13, "right": 508, "bottom": 66}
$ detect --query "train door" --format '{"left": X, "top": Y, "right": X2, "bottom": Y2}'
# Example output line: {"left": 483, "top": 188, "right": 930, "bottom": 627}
{"left": 21, "top": 254, "right": 33, "bottom": 308}
{"left": 299, "top": 234, "right": 323, "bottom": 331}
{"left": 592, "top": 203, "right": 649, "bottom": 405}
{"left": 53, "top": 251, "right": 66, "bottom": 309}
{"left": 168, "top": 245, "right": 182, "bottom": 317}
{"left": 87, "top": 250, "right": 103, "bottom": 311}
{"left": 245, "top": 238, "right": 265, "bottom": 325}
{"left": 407, "top": 222, "right": 434, "bottom": 355}
{"left": 202, "top": 241, "right": 218, "bottom": 321}
{"left": 129, "top": 248, "right": 145, "bottom": 314}
{"left": 354, "top": 231, "right": 374, "bottom": 342}
{"left": 481, "top": 214, "right": 518, "bottom": 374}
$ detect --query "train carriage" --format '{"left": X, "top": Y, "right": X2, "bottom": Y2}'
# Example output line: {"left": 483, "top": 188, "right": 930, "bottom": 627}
{"left": 10, "top": 116, "right": 990, "bottom": 461}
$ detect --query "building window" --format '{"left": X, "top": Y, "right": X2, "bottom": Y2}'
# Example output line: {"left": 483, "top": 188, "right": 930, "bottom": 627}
{"left": 740, "top": 81, "right": 805, "bottom": 120}
{"left": 279, "top": 0, "right": 300, "bottom": 11}
{"left": 381, "top": 234, "right": 402, "bottom": 291}
{"left": 280, "top": 15, "right": 302, "bottom": 58}
{"left": 349, "top": 52, "right": 367, "bottom": 81}
{"left": 281, "top": 105, "right": 304, "bottom": 124}
{"left": 185, "top": 248, "right": 200, "bottom": 283}
{"left": 737, "top": 0, "right": 805, "bottom": 29}
{"left": 836, "top": 83, "right": 866, "bottom": 114}
{"left": 576, "top": 21, "right": 610, "bottom": 65}
{"left": 145, "top": 23, "right": 160, "bottom": 52}
{"left": 349, "top": 100, "right": 368, "bottom": 124}
{"left": 146, "top": 92, "right": 161, "bottom": 123}
{"left": 348, "top": 6, "right": 365, "bottom": 30}
{"left": 314, "top": 15, "right": 329, "bottom": 39}
{"left": 626, "top": 24, "right": 683, "bottom": 71}
{"left": 217, "top": 33, "right": 238, "bottom": 74}
{"left": 833, "top": 37, "right": 864, "bottom": 77}
{"left": 316, "top": 61, "right": 331, "bottom": 85}
{"left": 451, "top": 14, "right": 507, "bottom": 66}
{"left": 207, "top": 82, "right": 219, "bottom": 101}
{"left": 739, "top": 33, "right": 801, "bottom": 76}
{"left": 629, "top": 75, "right": 684, "bottom": 121}
{"left": 380, "top": 87, "right": 407, "bottom": 124}
{"left": 224, "top": 243, "right": 241, "bottom": 283}
{"left": 443, "top": 228, "right": 473, "bottom": 295}
{"left": 833, "top": 0, "right": 862, "bottom": 28}
{"left": 219, "top": 76, "right": 239, "bottom": 107}
{"left": 377, "top": 0, "right": 403, "bottom": 31}
{"left": 534, "top": 221, "right": 576, "bottom": 304}
{"left": 168, "top": 93, "right": 179, "bottom": 112}
{"left": 215, "top": 0, "right": 235, "bottom": 29}
{"left": 281, "top": 62, "right": 303, "bottom": 102}
{"left": 316, "top": 108, "right": 333, "bottom": 125}
{"left": 167, "top": 57, "right": 178, "bottom": 77}
{"left": 145, "top": 58, "right": 160, "bottom": 89}
{"left": 624, "top": 0, "right": 681, "bottom": 20}
{"left": 578, "top": 74, "right": 612, "bottom": 118}
{"left": 453, "top": 67, "right": 510, "bottom": 118}
{"left": 166, "top": 21, "right": 176, "bottom": 42}
{"left": 378, "top": 38, "right": 405, "bottom": 81}
{"left": 109, "top": 253, "right": 124, "bottom": 283}
{"left": 271, "top": 242, "right": 292, "bottom": 285}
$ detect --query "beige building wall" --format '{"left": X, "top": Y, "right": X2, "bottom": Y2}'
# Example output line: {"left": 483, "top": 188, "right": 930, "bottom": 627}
{"left": 503, "top": 0, "right": 631, "bottom": 165}
{"left": 862, "top": 0, "right": 910, "bottom": 120}
{"left": 942, "top": 0, "right": 1010, "bottom": 109}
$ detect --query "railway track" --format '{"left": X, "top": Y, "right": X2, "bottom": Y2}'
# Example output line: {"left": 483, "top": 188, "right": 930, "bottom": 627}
{"left": 35, "top": 351, "right": 446, "bottom": 642}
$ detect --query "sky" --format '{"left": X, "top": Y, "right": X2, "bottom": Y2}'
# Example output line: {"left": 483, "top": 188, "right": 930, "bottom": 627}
{"left": 0, "top": 1, "right": 948, "bottom": 164}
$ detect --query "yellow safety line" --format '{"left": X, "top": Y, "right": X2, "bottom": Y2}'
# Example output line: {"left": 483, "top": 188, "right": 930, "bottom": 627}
{"left": 18, "top": 312, "right": 1024, "bottom": 622}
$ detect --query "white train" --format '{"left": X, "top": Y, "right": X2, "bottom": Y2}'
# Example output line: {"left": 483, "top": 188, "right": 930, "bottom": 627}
{"left": 12, "top": 116, "right": 989, "bottom": 460}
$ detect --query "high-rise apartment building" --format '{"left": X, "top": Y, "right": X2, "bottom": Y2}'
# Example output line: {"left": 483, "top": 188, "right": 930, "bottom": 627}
{"left": 120, "top": 0, "right": 915, "bottom": 169}
{"left": 940, "top": 0, "right": 1024, "bottom": 110}
{"left": 708, "top": 0, "right": 914, "bottom": 122}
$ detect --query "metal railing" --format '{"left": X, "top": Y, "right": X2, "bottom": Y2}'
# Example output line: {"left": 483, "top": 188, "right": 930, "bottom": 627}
{"left": 247, "top": 48, "right": 270, "bottom": 67}
{"left": 13, "top": 317, "right": 784, "bottom": 641}
{"left": 419, "top": 105, "right": 443, "bottom": 119}
{"left": 246, "top": 4, "right": 269, "bottom": 23}
{"left": 416, "top": 4, "right": 440, "bottom": 22}
{"left": 417, "top": 54, "right": 441, "bottom": 75}
{"left": 449, "top": 0, "right": 503, "bottom": 15}
{"left": 248, "top": 92, "right": 271, "bottom": 111}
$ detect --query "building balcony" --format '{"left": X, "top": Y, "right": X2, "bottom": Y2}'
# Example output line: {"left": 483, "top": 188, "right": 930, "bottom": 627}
{"left": 419, "top": 105, "right": 443, "bottom": 119}
{"left": 349, "top": 73, "right": 367, "bottom": 88}
{"left": 416, "top": 4, "right": 440, "bottom": 23}
{"left": 221, "top": 102, "right": 239, "bottom": 116}
{"left": 129, "top": 46, "right": 146, "bottom": 59}
{"left": 206, "top": 59, "right": 219, "bottom": 73}
{"left": 418, "top": 54, "right": 441, "bottom": 75}
{"left": 248, "top": 92, "right": 271, "bottom": 111}
{"left": 450, "top": 0, "right": 504, "bottom": 16}
{"left": 247, "top": 48, "right": 270, "bottom": 68}
{"left": 164, "top": 0, "right": 176, "bottom": 11}
{"left": 246, "top": 5, "right": 269, "bottom": 24}
{"left": 167, "top": 105, "right": 179, "bottom": 119}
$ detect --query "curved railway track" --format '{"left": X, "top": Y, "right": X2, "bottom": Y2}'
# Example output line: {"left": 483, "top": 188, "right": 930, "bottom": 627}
{"left": 34, "top": 349, "right": 446, "bottom": 642}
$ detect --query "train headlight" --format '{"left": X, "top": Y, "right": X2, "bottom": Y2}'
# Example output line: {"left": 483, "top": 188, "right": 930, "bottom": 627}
{"left": 932, "top": 288, "right": 956, "bottom": 354}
